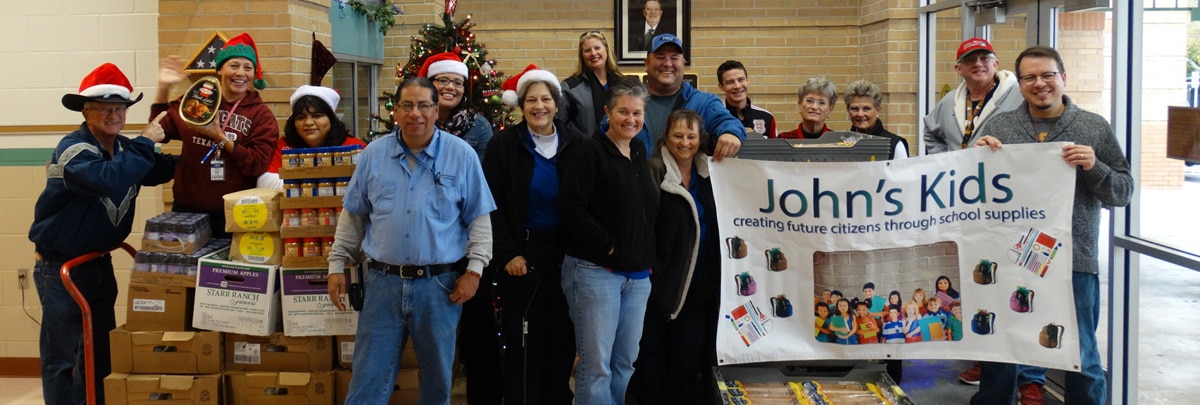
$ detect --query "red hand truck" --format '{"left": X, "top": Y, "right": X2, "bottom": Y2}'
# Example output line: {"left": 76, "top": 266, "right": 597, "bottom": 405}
{"left": 59, "top": 242, "right": 137, "bottom": 405}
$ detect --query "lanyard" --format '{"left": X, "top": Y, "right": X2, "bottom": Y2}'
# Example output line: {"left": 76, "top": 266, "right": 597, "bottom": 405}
{"left": 200, "top": 97, "right": 244, "bottom": 164}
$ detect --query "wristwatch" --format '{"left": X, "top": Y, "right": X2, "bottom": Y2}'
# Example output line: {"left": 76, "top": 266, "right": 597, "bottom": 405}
{"left": 216, "top": 138, "right": 229, "bottom": 150}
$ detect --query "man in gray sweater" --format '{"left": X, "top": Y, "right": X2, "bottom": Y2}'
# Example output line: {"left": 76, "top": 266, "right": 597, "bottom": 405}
{"left": 969, "top": 46, "right": 1134, "bottom": 405}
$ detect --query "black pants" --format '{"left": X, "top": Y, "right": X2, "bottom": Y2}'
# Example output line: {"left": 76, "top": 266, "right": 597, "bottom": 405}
{"left": 631, "top": 278, "right": 720, "bottom": 405}
{"left": 463, "top": 235, "right": 575, "bottom": 405}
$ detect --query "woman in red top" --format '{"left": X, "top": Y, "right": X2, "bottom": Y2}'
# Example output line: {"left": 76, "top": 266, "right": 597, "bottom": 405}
{"left": 257, "top": 85, "right": 366, "bottom": 190}
{"left": 153, "top": 32, "right": 278, "bottom": 236}
{"left": 778, "top": 77, "right": 837, "bottom": 139}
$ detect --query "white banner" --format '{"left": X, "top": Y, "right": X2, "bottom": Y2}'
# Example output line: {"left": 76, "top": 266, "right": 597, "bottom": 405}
{"left": 712, "top": 143, "right": 1082, "bottom": 371}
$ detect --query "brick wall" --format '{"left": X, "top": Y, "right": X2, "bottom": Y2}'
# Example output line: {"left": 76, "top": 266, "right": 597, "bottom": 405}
{"left": 813, "top": 241, "right": 959, "bottom": 305}
{"left": 383, "top": 0, "right": 921, "bottom": 154}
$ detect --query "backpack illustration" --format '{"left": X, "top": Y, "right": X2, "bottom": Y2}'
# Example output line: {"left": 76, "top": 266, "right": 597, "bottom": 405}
{"left": 1040, "top": 323, "right": 1065, "bottom": 348}
{"left": 770, "top": 294, "right": 793, "bottom": 318}
{"left": 726, "top": 236, "right": 747, "bottom": 259}
{"left": 764, "top": 248, "right": 787, "bottom": 271}
{"left": 734, "top": 272, "right": 756, "bottom": 296}
{"left": 971, "top": 310, "right": 995, "bottom": 335}
{"left": 1010, "top": 287, "right": 1034, "bottom": 313}
{"left": 973, "top": 260, "right": 997, "bottom": 284}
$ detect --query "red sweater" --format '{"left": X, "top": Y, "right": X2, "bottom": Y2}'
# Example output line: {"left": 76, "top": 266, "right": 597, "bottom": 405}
{"left": 778, "top": 123, "right": 829, "bottom": 139}
{"left": 152, "top": 91, "right": 279, "bottom": 213}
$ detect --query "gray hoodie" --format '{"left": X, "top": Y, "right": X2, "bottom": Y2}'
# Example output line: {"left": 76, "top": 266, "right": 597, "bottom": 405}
{"left": 923, "top": 70, "right": 1023, "bottom": 154}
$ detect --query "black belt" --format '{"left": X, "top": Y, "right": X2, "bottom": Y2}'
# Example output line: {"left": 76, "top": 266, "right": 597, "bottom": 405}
{"left": 367, "top": 260, "right": 458, "bottom": 279}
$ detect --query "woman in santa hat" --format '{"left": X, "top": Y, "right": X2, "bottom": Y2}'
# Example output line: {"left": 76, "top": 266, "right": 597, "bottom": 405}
{"left": 417, "top": 52, "right": 492, "bottom": 159}
{"left": 152, "top": 32, "right": 280, "bottom": 237}
{"left": 256, "top": 85, "right": 367, "bottom": 190}
{"left": 463, "top": 64, "right": 584, "bottom": 404}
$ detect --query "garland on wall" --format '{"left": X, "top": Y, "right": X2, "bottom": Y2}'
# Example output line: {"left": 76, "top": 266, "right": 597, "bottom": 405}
{"left": 339, "top": 0, "right": 401, "bottom": 35}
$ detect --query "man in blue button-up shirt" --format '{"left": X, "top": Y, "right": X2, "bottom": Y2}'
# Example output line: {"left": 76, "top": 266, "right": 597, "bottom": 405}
{"left": 327, "top": 77, "right": 496, "bottom": 404}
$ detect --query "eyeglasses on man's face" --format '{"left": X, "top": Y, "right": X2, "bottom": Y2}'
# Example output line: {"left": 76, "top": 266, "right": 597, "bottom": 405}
{"left": 84, "top": 106, "right": 128, "bottom": 116}
{"left": 433, "top": 76, "right": 465, "bottom": 88}
{"left": 397, "top": 102, "right": 437, "bottom": 113}
{"left": 1018, "top": 71, "right": 1061, "bottom": 85}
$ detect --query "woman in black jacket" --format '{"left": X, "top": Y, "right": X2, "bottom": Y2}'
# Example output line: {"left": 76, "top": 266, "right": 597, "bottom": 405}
{"left": 559, "top": 30, "right": 626, "bottom": 139}
{"left": 844, "top": 79, "right": 909, "bottom": 160}
{"left": 463, "top": 66, "right": 583, "bottom": 405}
{"left": 632, "top": 109, "right": 722, "bottom": 404}
{"left": 559, "top": 78, "right": 657, "bottom": 404}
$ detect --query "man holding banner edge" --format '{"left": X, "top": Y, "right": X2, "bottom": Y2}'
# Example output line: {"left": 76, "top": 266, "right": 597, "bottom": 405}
{"left": 969, "top": 46, "right": 1133, "bottom": 405}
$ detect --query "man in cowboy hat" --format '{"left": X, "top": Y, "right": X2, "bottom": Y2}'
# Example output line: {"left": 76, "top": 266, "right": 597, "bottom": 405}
{"left": 30, "top": 63, "right": 176, "bottom": 404}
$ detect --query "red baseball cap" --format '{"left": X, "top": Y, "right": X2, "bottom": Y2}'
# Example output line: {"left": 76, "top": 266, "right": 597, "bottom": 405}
{"left": 956, "top": 37, "right": 996, "bottom": 62}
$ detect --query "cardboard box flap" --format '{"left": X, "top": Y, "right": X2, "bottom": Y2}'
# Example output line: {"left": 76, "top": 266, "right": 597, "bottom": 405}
{"left": 158, "top": 375, "right": 196, "bottom": 391}
{"left": 161, "top": 331, "right": 197, "bottom": 342}
{"left": 244, "top": 372, "right": 280, "bottom": 387}
{"left": 278, "top": 372, "right": 312, "bottom": 386}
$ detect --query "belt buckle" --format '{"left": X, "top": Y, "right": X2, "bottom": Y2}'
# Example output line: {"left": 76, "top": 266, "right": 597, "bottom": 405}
{"left": 400, "top": 264, "right": 424, "bottom": 279}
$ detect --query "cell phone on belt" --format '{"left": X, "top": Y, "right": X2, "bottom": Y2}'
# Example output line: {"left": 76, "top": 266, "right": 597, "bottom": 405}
{"left": 348, "top": 262, "right": 364, "bottom": 311}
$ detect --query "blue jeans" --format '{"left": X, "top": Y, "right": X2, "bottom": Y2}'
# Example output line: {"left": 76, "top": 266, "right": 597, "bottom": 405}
{"left": 345, "top": 268, "right": 462, "bottom": 405}
{"left": 34, "top": 255, "right": 117, "bottom": 405}
{"left": 971, "top": 272, "right": 1106, "bottom": 405}
{"left": 562, "top": 255, "right": 651, "bottom": 405}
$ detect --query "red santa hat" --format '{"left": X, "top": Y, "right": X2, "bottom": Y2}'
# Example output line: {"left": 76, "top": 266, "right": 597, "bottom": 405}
{"left": 216, "top": 32, "right": 267, "bottom": 89}
{"left": 501, "top": 64, "right": 561, "bottom": 107}
{"left": 61, "top": 63, "right": 144, "bottom": 112}
{"left": 418, "top": 52, "right": 469, "bottom": 79}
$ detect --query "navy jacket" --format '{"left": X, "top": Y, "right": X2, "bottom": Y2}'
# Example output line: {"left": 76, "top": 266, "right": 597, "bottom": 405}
{"left": 30, "top": 124, "right": 176, "bottom": 259}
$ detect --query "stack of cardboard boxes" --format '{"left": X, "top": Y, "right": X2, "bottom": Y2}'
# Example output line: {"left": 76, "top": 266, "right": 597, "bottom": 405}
{"left": 106, "top": 213, "right": 224, "bottom": 405}
{"left": 105, "top": 143, "right": 405, "bottom": 404}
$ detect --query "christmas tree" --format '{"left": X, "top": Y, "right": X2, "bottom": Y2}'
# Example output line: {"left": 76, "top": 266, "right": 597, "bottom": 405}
{"left": 368, "top": 0, "right": 515, "bottom": 141}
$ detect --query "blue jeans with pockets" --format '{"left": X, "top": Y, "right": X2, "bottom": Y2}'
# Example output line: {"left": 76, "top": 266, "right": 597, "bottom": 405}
{"left": 561, "top": 255, "right": 651, "bottom": 405}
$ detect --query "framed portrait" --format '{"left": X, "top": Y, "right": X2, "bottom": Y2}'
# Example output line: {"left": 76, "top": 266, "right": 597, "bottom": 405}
{"left": 614, "top": 0, "right": 691, "bottom": 65}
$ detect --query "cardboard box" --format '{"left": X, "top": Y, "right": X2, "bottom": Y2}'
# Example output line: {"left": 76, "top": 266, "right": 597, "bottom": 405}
{"left": 104, "top": 373, "right": 220, "bottom": 405}
{"left": 281, "top": 269, "right": 357, "bottom": 336}
{"left": 229, "top": 232, "right": 283, "bottom": 265}
{"left": 126, "top": 283, "right": 194, "bottom": 332}
{"left": 192, "top": 248, "right": 281, "bottom": 336}
{"left": 110, "top": 325, "right": 222, "bottom": 374}
{"left": 336, "top": 335, "right": 416, "bottom": 370}
{"left": 334, "top": 368, "right": 419, "bottom": 405}
{"left": 226, "top": 371, "right": 333, "bottom": 405}
{"left": 224, "top": 188, "right": 284, "bottom": 233}
{"left": 279, "top": 224, "right": 337, "bottom": 239}
{"left": 130, "top": 270, "right": 197, "bottom": 289}
{"left": 280, "top": 196, "right": 344, "bottom": 210}
{"left": 141, "top": 238, "right": 204, "bottom": 255}
{"left": 225, "top": 333, "right": 333, "bottom": 372}
{"left": 279, "top": 164, "right": 355, "bottom": 180}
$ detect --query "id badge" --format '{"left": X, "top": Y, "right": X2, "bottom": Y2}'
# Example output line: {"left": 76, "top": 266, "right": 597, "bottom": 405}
{"left": 210, "top": 157, "right": 226, "bottom": 181}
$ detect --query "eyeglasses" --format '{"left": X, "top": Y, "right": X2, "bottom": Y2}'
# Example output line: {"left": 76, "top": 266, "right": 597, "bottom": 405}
{"left": 802, "top": 98, "right": 829, "bottom": 107}
{"left": 1019, "top": 71, "right": 1061, "bottom": 85}
{"left": 433, "top": 77, "right": 465, "bottom": 88}
{"left": 580, "top": 30, "right": 604, "bottom": 39}
{"left": 957, "top": 53, "right": 995, "bottom": 65}
{"left": 397, "top": 102, "right": 436, "bottom": 113}
{"left": 84, "top": 106, "right": 128, "bottom": 116}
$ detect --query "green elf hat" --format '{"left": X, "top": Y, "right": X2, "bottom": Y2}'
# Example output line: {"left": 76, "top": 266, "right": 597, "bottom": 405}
{"left": 216, "top": 32, "right": 267, "bottom": 90}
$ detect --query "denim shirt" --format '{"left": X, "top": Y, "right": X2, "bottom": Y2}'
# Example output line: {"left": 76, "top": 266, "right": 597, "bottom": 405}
{"left": 342, "top": 128, "right": 496, "bottom": 266}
